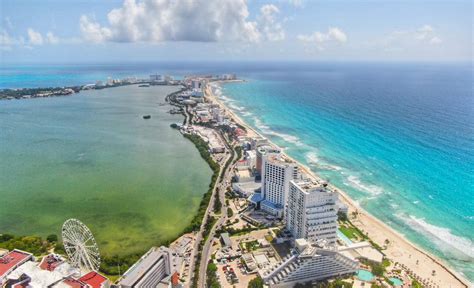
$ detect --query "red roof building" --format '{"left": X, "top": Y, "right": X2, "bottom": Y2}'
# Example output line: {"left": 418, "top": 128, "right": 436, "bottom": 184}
{"left": 39, "top": 254, "right": 64, "bottom": 272}
{"left": 0, "top": 250, "right": 33, "bottom": 285}
{"left": 79, "top": 271, "right": 109, "bottom": 288}
{"left": 171, "top": 271, "right": 180, "bottom": 287}
{"left": 60, "top": 277, "right": 89, "bottom": 288}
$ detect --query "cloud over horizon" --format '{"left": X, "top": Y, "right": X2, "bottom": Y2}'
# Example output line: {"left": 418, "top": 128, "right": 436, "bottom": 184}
{"left": 79, "top": 0, "right": 285, "bottom": 44}
{"left": 297, "top": 27, "right": 347, "bottom": 50}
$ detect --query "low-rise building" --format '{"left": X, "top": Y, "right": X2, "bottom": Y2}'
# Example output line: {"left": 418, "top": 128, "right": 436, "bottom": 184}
{"left": 0, "top": 250, "right": 33, "bottom": 285}
{"left": 259, "top": 240, "right": 358, "bottom": 287}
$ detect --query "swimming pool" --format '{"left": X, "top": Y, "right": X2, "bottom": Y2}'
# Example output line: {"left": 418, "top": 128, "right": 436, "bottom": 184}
{"left": 357, "top": 269, "right": 375, "bottom": 282}
{"left": 389, "top": 277, "right": 403, "bottom": 286}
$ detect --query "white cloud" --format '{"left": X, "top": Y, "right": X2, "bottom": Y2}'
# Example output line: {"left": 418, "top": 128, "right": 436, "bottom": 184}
{"left": 79, "top": 0, "right": 285, "bottom": 44}
{"left": 0, "top": 30, "right": 15, "bottom": 50}
{"left": 297, "top": 27, "right": 347, "bottom": 50}
{"left": 80, "top": 15, "right": 112, "bottom": 43}
{"left": 27, "top": 28, "right": 44, "bottom": 45}
{"left": 415, "top": 25, "right": 442, "bottom": 44}
{"left": 378, "top": 25, "right": 443, "bottom": 49}
{"left": 46, "top": 32, "right": 59, "bottom": 44}
{"left": 258, "top": 4, "right": 285, "bottom": 41}
{"left": 2, "top": 29, "right": 61, "bottom": 50}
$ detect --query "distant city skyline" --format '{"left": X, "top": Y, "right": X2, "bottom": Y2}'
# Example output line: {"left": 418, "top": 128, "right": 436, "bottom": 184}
{"left": 1, "top": 0, "right": 472, "bottom": 63}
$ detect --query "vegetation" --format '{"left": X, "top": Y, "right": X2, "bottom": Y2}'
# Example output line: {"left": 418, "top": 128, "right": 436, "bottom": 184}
{"left": 227, "top": 207, "right": 234, "bottom": 217}
{"left": 191, "top": 215, "right": 218, "bottom": 288}
{"left": 359, "top": 258, "right": 386, "bottom": 277}
{"left": 213, "top": 192, "right": 222, "bottom": 214}
{"left": 337, "top": 211, "right": 348, "bottom": 222}
{"left": 46, "top": 234, "right": 58, "bottom": 243}
{"left": 220, "top": 147, "right": 235, "bottom": 181}
{"left": 294, "top": 279, "right": 353, "bottom": 288}
{"left": 240, "top": 240, "right": 259, "bottom": 252}
{"left": 0, "top": 234, "right": 51, "bottom": 256}
{"left": 248, "top": 276, "right": 264, "bottom": 288}
{"left": 206, "top": 262, "right": 221, "bottom": 288}
{"left": 411, "top": 279, "right": 424, "bottom": 288}
{"left": 233, "top": 146, "right": 243, "bottom": 164}
{"left": 100, "top": 253, "right": 141, "bottom": 275}
{"left": 182, "top": 133, "right": 220, "bottom": 233}
{"left": 339, "top": 225, "right": 364, "bottom": 240}
{"left": 217, "top": 224, "right": 262, "bottom": 236}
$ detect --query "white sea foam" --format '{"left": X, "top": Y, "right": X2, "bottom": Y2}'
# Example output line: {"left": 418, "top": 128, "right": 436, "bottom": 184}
{"left": 345, "top": 175, "right": 384, "bottom": 196}
{"left": 390, "top": 203, "right": 399, "bottom": 209}
{"left": 413, "top": 200, "right": 420, "bottom": 205}
{"left": 252, "top": 116, "right": 304, "bottom": 146}
{"left": 305, "top": 151, "right": 320, "bottom": 164}
{"left": 396, "top": 214, "right": 474, "bottom": 260}
{"left": 305, "top": 151, "right": 343, "bottom": 172}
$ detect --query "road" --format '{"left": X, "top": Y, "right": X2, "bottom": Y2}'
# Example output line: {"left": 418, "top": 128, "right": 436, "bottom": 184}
{"left": 196, "top": 131, "right": 239, "bottom": 288}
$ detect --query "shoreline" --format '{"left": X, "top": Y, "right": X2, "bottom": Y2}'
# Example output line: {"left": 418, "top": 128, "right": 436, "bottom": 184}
{"left": 205, "top": 81, "right": 471, "bottom": 288}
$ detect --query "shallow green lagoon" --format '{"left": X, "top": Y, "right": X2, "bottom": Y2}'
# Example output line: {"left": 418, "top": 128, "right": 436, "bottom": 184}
{"left": 0, "top": 85, "right": 212, "bottom": 256}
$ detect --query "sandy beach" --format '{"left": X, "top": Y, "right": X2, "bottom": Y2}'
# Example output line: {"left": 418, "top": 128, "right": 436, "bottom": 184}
{"left": 204, "top": 82, "right": 471, "bottom": 288}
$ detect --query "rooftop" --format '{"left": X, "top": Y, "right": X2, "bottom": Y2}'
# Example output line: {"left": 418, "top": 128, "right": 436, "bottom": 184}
{"left": 79, "top": 271, "right": 108, "bottom": 288}
{"left": 58, "top": 277, "right": 88, "bottom": 288}
{"left": 39, "top": 254, "right": 64, "bottom": 272}
{"left": 292, "top": 179, "right": 331, "bottom": 194}
{"left": 118, "top": 246, "right": 170, "bottom": 287}
{"left": 0, "top": 250, "right": 32, "bottom": 278}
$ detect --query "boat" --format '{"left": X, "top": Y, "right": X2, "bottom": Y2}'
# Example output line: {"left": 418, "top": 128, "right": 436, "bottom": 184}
{"left": 138, "top": 84, "right": 150, "bottom": 87}
{"left": 143, "top": 115, "right": 151, "bottom": 119}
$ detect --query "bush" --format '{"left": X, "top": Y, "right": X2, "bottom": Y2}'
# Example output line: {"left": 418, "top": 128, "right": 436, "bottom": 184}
{"left": 248, "top": 276, "right": 264, "bottom": 288}
{"left": 47, "top": 234, "right": 58, "bottom": 243}
{"left": 0, "top": 235, "right": 49, "bottom": 255}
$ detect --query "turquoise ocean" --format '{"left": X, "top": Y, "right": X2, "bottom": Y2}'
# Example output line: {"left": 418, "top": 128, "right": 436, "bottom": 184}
{"left": 0, "top": 62, "right": 472, "bottom": 280}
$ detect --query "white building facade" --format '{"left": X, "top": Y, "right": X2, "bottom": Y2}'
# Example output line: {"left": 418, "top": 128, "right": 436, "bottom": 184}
{"left": 259, "top": 240, "right": 358, "bottom": 287}
{"left": 261, "top": 154, "right": 298, "bottom": 217}
{"left": 286, "top": 179, "right": 339, "bottom": 245}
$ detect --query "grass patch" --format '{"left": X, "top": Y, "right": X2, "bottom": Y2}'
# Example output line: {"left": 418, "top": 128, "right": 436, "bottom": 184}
{"left": 339, "top": 225, "right": 364, "bottom": 240}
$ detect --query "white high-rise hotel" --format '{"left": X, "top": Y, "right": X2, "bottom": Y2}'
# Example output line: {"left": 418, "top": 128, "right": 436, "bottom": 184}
{"left": 261, "top": 153, "right": 298, "bottom": 217}
{"left": 286, "top": 179, "right": 338, "bottom": 245}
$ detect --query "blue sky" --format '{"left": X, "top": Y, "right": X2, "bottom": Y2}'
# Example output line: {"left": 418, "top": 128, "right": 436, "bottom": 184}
{"left": 0, "top": 0, "right": 472, "bottom": 63}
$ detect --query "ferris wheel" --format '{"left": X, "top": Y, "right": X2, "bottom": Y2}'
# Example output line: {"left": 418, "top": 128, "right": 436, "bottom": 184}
{"left": 61, "top": 218, "right": 101, "bottom": 272}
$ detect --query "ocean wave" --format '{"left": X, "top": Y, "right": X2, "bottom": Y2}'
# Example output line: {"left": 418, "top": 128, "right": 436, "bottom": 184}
{"left": 228, "top": 104, "right": 245, "bottom": 111}
{"left": 396, "top": 214, "right": 474, "bottom": 260}
{"left": 305, "top": 151, "right": 320, "bottom": 164}
{"left": 344, "top": 175, "right": 384, "bottom": 196}
{"left": 305, "top": 151, "right": 343, "bottom": 171}
{"left": 252, "top": 116, "right": 304, "bottom": 147}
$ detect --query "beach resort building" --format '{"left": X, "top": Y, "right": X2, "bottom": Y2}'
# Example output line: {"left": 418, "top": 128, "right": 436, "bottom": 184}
{"left": 255, "top": 145, "right": 280, "bottom": 175}
{"left": 117, "top": 246, "right": 173, "bottom": 288}
{"left": 261, "top": 154, "right": 298, "bottom": 217}
{"left": 286, "top": 179, "right": 339, "bottom": 245}
{"left": 259, "top": 239, "right": 358, "bottom": 287}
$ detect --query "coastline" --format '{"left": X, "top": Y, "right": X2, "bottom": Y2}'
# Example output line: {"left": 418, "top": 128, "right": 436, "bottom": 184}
{"left": 205, "top": 81, "right": 471, "bottom": 288}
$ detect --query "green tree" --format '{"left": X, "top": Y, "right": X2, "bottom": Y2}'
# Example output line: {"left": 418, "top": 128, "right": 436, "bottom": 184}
{"left": 371, "top": 263, "right": 385, "bottom": 277}
{"left": 248, "top": 276, "right": 264, "bottom": 288}
{"left": 47, "top": 234, "right": 58, "bottom": 242}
